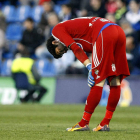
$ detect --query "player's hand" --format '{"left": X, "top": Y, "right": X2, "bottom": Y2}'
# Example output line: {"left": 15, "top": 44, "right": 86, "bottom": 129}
{"left": 88, "top": 70, "right": 95, "bottom": 87}
{"left": 86, "top": 63, "right": 95, "bottom": 88}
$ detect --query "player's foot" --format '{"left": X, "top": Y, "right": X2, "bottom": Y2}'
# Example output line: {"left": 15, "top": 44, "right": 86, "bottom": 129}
{"left": 66, "top": 123, "right": 90, "bottom": 131}
{"left": 93, "top": 124, "right": 110, "bottom": 131}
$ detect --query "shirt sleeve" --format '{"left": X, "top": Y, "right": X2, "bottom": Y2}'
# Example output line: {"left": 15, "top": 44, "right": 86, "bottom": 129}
{"left": 52, "top": 25, "right": 74, "bottom": 47}
{"left": 52, "top": 24, "right": 88, "bottom": 63}
{"left": 70, "top": 43, "right": 88, "bottom": 63}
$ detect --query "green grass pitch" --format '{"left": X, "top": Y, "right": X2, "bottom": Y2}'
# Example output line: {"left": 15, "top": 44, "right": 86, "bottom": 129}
{"left": 0, "top": 104, "right": 140, "bottom": 140}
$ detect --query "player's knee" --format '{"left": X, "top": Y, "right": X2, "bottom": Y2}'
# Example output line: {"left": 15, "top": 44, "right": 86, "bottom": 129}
{"left": 95, "top": 79, "right": 106, "bottom": 87}
{"left": 110, "top": 76, "right": 121, "bottom": 86}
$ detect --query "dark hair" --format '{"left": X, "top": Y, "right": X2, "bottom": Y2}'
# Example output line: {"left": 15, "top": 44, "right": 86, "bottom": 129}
{"left": 46, "top": 36, "right": 63, "bottom": 59}
{"left": 25, "top": 17, "right": 34, "bottom": 23}
{"left": 62, "top": 3, "right": 72, "bottom": 9}
{"left": 130, "top": 0, "right": 140, "bottom": 4}
{"left": 119, "top": 0, "right": 127, "bottom": 4}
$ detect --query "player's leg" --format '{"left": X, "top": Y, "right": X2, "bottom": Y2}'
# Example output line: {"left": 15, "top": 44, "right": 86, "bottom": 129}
{"left": 34, "top": 84, "right": 47, "bottom": 102}
{"left": 79, "top": 79, "right": 106, "bottom": 126}
{"left": 68, "top": 25, "right": 118, "bottom": 131}
{"left": 66, "top": 79, "right": 105, "bottom": 131}
{"left": 93, "top": 76, "right": 121, "bottom": 131}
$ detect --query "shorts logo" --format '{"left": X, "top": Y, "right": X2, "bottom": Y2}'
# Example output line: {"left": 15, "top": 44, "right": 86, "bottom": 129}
{"left": 94, "top": 69, "right": 99, "bottom": 75}
{"left": 112, "top": 64, "right": 116, "bottom": 72}
{"left": 94, "top": 69, "right": 100, "bottom": 79}
{"left": 96, "top": 75, "right": 100, "bottom": 79}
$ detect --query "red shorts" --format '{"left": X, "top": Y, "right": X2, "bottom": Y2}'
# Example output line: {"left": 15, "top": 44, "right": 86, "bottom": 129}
{"left": 91, "top": 25, "right": 130, "bottom": 84}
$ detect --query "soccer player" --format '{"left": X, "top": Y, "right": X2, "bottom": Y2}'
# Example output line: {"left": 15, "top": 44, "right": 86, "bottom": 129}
{"left": 46, "top": 17, "right": 130, "bottom": 131}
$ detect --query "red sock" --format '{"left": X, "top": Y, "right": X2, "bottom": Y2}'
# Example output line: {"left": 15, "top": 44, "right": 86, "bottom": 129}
{"left": 100, "top": 86, "right": 121, "bottom": 126}
{"left": 79, "top": 86, "right": 103, "bottom": 127}
{"left": 100, "top": 110, "right": 113, "bottom": 126}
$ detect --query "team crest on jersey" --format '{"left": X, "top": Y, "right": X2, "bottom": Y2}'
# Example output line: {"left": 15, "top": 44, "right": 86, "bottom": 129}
{"left": 76, "top": 43, "right": 83, "bottom": 49}
{"left": 112, "top": 64, "right": 116, "bottom": 72}
{"left": 94, "top": 69, "right": 100, "bottom": 79}
{"left": 94, "top": 69, "right": 99, "bottom": 75}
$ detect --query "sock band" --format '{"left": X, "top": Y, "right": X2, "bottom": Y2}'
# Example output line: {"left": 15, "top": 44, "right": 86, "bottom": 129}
{"left": 105, "top": 110, "right": 113, "bottom": 119}
{"left": 100, "top": 85, "right": 121, "bottom": 126}
{"left": 79, "top": 86, "right": 103, "bottom": 127}
{"left": 82, "top": 111, "right": 92, "bottom": 121}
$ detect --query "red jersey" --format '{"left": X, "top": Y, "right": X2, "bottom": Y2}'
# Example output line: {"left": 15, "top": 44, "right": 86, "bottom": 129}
{"left": 52, "top": 17, "right": 116, "bottom": 63}
{"left": 52, "top": 17, "right": 116, "bottom": 51}
{"left": 52, "top": 17, "right": 130, "bottom": 83}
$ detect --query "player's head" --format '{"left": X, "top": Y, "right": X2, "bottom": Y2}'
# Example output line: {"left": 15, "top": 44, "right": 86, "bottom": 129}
{"left": 116, "top": 0, "right": 127, "bottom": 9}
{"left": 47, "top": 36, "right": 68, "bottom": 59}
{"left": 24, "top": 17, "right": 34, "bottom": 30}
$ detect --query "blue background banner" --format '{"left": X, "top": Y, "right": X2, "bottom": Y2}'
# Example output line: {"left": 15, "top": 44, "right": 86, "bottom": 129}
{"left": 0, "top": 76, "right": 139, "bottom": 105}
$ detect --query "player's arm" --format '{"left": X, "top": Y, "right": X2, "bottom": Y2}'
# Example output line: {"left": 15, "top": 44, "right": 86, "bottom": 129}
{"left": 70, "top": 43, "right": 95, "bottom": 87}
{"left": 52, "top": 25, "right": 89, "bottom": 64}
{"left": 52, "top": 25, "right": 94, "bottom": 87}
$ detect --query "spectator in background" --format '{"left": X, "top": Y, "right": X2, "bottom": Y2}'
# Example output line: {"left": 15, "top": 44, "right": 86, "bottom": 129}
{"left": 119, "top": 19, "right": 140, "bottom": 74}
{"left": 81, "top": 0, "right": 107, "bottom": 17}
{"left": 0, "top": 28, "right": 6, "bottom": 61}
{"left": 119, "top": 19, "right": 135, "bottom": 36}
{"left": 68, "top": 0, "right": 90, "bottom": 17}
{"left": 54, "top": 50, "right": 75, "bottom": 74}
{"left": 59, "top": 3, "right": 77, "bottom": 21}
{"left": 38, "top": 0, "right": 51, "bottom": 5}
{"left": 0, "top": 10, "right": 6, "bottom": 60}
{"left": 126, "top": 0, "right": 140, "bottom": 31}
{"left": 105, "top": 13, "right": 116, "bottom": 23}
{"left": 65, "top": 59, "right": 88, "bottom": 75}
{"left": 38, "top": 1, "right": 54, "bottom": 34}
{"left": 9, "top": 0, "right": 19, "bottom": 6}
{"left": 106, "top": 0, "right": 117, "bottom": 14}
{"left": 18, "top": 0, "right": 38, "bottom": 6}
{"left": 125, "top": 0, "right": 140, "bottom": 42}
{"left": 36, "top": 12, "right": 59, "bottom": 59}
{"left": 0, "top": 10, "right": 6, "bottom": 31}
{"left": 125, "top": 34, "right": 140, "bottom": 74}
{"left": 17, "top": 17, "right": 45, "bottom": 57}
{"left": 0, "top": 0, "right": 19, "bottom": 6}
{"left": 18, "top": 0, "right": 30, "bottom": 5}
{"left": 115, "top": 0, "right": 127, "bottom": 23}
{"left": 126, "top": 35, "right": 135, "bottom": 72}
{"left": 69, "top": 0, "right": 89, "bottom": 11}
{"left": 45, "top": 12, "right": 59, "bottom": 39}
{"left": 11, "top": 49, "right": 48, "bottom": 103}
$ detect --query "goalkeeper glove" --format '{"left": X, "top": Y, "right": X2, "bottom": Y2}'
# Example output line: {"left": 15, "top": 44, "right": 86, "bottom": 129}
{"left": 86, "top": 63, "right": 95, "bottom": 88}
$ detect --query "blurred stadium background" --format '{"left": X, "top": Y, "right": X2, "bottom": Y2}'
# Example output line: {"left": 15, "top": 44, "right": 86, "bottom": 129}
{"left": 0, "top": 0, "right": 140, "bottom": 139}
{"left": 0, "top": 0, "right": 139, "bottom": 105}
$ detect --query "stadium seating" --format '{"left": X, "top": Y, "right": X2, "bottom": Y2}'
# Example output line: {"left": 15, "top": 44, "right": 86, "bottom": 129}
{"left": 2, "top": 5, "right": 44, "bottom": 23}
{"left": 2, "top": 5, "right": 16, "bottom": 22}
{"left": 31, "top": 6, "right": 43, "bottom": 23}
{"left": 8, "top": 42, "right": 18, "bottom": 53}
{"left": 0, "top": 60, "right": 1, "bottom": 74}
{"left": 1, "top": 59, "right": 13, "bottom": 76}
{"left": 131, "top": 67, "right": 140, "bottom": 75}
{"left": 55, "top": 0, "right": 70, "bottom": 5}
{"left": 15, "top": 5, "right": 31, "bottom": 22}
{"left": 53, "top": 5, "right": 61, "bottom": 14}
{"left": 6, "top": 23, "right": 23, "bottom": 41}
{"left": 35, "top": 59, "right": 56, "bottom": 77}
{"left": 2, "top": 42, "right": 18, "bottom": 59}
{"left": 2, "top": 51, "right": 14, "bottom": 59}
